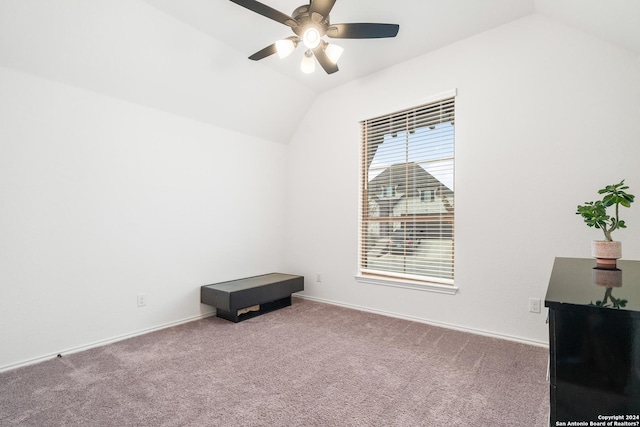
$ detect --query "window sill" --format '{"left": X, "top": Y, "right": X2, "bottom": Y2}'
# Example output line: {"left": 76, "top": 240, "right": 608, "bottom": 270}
{"left": 355, "top": 275, "right": 458, "bottom": 295}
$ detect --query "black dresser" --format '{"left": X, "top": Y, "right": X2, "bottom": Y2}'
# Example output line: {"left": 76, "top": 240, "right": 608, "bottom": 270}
{"left": 545, "top": 257, "right": 640, "bottom": 424}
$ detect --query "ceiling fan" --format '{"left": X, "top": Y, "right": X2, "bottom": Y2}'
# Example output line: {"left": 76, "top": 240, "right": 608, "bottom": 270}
{"left": 229, "top": 0, "right": 400, "bottom": 74}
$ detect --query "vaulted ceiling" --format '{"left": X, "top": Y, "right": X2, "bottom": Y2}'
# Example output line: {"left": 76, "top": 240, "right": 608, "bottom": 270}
{"left": 142, "top": 0, "right": 639, "bottom": 94}
{"left": 1, "top": 0, "right": 638, "bottom": 144}
{"left": 141, "top": 0, "right": 537, "bottom": 94}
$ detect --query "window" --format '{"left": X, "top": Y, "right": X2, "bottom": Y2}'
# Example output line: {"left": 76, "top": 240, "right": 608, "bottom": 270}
{"left": 359, "top": 96, "right": 455, "bottom": 287}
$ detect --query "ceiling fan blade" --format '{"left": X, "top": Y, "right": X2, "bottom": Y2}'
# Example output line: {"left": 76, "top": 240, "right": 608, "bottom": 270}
{"left": 312, "top": 45, "right": 339, "bottom": 74}
{"left": 309, "top": 0, "right": 337, "bottom": 22}
{"left": 326, "top": 23, "right": 399, "bottom": 39}
{"left": 248, "top": 43, "right": 277, "bottom": 61}
{"left": 229, "top": 0, "right": 297, "bottom": 27}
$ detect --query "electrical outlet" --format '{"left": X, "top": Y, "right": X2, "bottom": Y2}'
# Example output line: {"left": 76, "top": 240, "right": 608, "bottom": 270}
{"left": 316, "top": 273, "right": 322, "bottom": 283}
{"left": 529, "top": 298, "right": 541, "bottom": 313}
{"left": 137, "top": 293, "right": 147, "bottom": 307}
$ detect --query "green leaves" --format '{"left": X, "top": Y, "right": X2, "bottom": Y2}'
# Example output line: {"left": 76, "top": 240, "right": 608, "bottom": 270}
{"left": 576, "top": 179, "right": 634, "bottom": 241}
{"left": 576, "top": 201, "right": 608, "bottom": 230}
{"left": 611, "top": 296, "right": 628, "bottom": 308}
{"left": 589, "top": 296, "right": 628, "bottom": 309}
{"left": 598, "top": 180, "right": 635, "bottom": 207}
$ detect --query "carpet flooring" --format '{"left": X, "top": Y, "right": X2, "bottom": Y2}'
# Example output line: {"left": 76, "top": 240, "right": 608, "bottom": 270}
{"left": 0, "top": 298, "right": 549, "bottom": 426}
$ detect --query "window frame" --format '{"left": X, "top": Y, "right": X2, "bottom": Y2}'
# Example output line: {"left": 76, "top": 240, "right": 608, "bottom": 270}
{"left": 356, "top": 91, "right": 458, "bottom": 294}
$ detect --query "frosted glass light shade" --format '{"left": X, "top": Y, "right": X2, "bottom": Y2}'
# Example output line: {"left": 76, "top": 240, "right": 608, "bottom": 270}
{"left": 275, "top": 39, "right": 295, "bottom": 59}
{"left": 324, "top": 43, "right": 344, "bottom": 64}
{"left": 301, "top": 50, "right": 315, "bottom": 73}
{"left": 302, "top": 27, "right": 321, "bottom": 49}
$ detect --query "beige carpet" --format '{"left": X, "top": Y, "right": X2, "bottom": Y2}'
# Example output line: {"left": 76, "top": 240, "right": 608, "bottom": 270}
{"left": 0, "top": 298, "right": 549, "bottom": 426}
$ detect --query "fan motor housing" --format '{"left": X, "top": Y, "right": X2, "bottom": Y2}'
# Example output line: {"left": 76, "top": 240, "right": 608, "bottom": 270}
{"left": 291, "top": 5, "right": 329, "bottom": 37}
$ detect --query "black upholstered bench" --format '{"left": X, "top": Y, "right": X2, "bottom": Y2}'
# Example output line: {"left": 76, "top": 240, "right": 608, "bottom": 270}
{"left": 200, "top": 273, "right": 304, "bottom": 323}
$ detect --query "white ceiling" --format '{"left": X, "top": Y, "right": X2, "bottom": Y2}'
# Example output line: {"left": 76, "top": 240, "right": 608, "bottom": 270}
{"left": 1, "top": 0, "right": 638, "bottom": 144}
{"left": 142, "top": 0, "right": 640, "bottom": 94}
{"left": 142, "top": 0, "right": 533, "bottom": 93}
{"left": 535, "top": 0, "right": 640, "bottom": 57}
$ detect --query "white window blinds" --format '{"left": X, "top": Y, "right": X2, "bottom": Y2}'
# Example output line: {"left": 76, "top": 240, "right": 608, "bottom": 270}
{"left": 360, "top": 97, "right": 455, "bottom": 285}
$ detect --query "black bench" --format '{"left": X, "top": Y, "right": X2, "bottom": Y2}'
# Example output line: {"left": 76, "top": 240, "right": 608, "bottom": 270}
{"left": 200, "top": 273, "right": 304, "bottom": 323}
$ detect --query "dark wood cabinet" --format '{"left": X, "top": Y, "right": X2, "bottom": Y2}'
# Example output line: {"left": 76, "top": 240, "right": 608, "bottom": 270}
{"left": 545, "top": 257, "right": 640, "bottom": 424}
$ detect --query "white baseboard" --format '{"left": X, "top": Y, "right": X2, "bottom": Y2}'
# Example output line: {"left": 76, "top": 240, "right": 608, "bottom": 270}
{"left": 0, "top": 312, "right": 216, "bottom": 373}
{"left": 3, "top": 296, "right": 547, "bottom": 373}
{"left": 293, "top": 294, "right": 549, "bottom": 348}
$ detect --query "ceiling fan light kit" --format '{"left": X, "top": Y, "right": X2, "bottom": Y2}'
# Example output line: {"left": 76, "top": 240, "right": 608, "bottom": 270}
{"left": 324, "top": 42, "right": 343, "bottom": 64}
{"left": 302, "top": 27, "right": 321, "bottom": 49}
{"left": 301, "top": 50, "right": 316, "bottom": 73}
{"left": 229, "top": 0, "right": 399, "bottom": 75}
{"left": 275, "top": 38, "right": 297, "bottom": 58}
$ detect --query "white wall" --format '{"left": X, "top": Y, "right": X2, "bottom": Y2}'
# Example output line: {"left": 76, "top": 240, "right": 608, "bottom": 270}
{"left": 284, "top": 14, "right": 640, "bottom": 345}
{"left": 0, "top": 66, "right": 287, "bottom": 370}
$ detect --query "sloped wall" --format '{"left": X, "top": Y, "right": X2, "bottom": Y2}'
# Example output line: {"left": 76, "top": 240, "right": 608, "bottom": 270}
{"left": 0, "top": 0, "right": 315, "bottom": 144}
{"left": 284, "top": 14, "right": 640, "bottom": 344}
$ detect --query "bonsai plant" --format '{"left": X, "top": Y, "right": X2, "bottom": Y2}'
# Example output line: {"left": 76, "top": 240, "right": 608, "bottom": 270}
{"left": 576, "top": 180, "right": 634, "bottom": 265}
{"left": 576, "top": 180, "right": 635, "bottom": 241}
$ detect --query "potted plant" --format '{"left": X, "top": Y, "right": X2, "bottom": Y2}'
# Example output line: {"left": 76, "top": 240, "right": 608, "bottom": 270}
{"left": 576, "top": 180, "right": 634, "bottom": 266}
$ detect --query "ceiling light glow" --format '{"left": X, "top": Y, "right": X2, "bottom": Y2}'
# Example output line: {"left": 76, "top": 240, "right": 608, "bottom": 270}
{"left": 302, "top": 27, "right": 321, "bottom": 49}
{"left": 275, "top": 39, "right": 296, "bottom": 58}
{"left": 324, "top": 43, "right": 344, "bottom": 64}
{"left": 301, "top": 50, "right": 315, "bottom": 73}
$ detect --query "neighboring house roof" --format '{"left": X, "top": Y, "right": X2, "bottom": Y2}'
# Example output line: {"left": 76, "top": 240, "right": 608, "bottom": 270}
{"left": 369, "top": 163, "right": 453, "bottom": 201}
